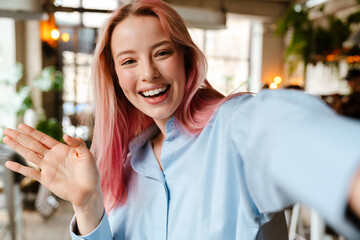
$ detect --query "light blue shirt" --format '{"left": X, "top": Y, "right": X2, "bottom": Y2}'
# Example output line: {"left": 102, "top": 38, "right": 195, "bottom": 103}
{"left": 70, "top": 90, "right": 360, "bottom": 239}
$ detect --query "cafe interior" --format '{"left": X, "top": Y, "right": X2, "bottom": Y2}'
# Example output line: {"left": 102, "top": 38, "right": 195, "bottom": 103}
{"left": 0, "top": 0, "right": 359, "bottom": 239}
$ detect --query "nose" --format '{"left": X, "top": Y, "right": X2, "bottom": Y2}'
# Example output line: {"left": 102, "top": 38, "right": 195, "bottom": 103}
{"left": 141, "top": 59, "right": 160, "bottom": 82}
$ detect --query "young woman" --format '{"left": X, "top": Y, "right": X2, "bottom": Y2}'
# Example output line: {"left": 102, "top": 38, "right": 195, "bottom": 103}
{"left": 3, "top": 0, "right": 360, "bottom": 239}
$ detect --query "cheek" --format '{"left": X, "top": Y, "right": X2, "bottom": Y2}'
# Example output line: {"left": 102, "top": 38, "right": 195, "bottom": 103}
{"left": 174, "top": 60, "right": 186, "bottom": 90}
{"left": 117, "top": 71, "right": 136, "bottom": 94}
{"left": 166, "top": 57, "right": 186, "bottom": 81}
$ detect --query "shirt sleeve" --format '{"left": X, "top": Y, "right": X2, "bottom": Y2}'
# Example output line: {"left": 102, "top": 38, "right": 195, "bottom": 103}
{"left": 230, "top": 89, "right": 360, "bottom": 238}
{"left": 70, "top": 213, "right": 113, "bottom": 240}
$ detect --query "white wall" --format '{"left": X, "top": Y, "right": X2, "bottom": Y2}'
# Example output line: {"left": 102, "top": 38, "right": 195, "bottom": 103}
{"left": 249, "top": 21, "right": 263, "bottom": 93}
{"left": 0, "top": 18, "right": 17, "bottom": 131}
{"left": 260, "top": 21, "right": 285, "bottom": 88}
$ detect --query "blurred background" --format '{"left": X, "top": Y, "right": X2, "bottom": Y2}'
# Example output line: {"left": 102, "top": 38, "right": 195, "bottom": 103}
{"left": 0, "top": 0, "right": 359, "bottom": 239}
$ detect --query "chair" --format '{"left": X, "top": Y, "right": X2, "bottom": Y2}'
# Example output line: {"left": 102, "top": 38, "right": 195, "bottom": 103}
{"left": 0, "top": 144, "right": 24, "bottom": 240}
{"left": 287, "top": 203, "right": 346, "bottom": 240}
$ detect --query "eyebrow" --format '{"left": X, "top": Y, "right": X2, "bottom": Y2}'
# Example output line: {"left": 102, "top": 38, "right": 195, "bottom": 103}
{"left": 151, "top": 40, "right": 172, "bottom": 51}
{"left": 114, "top": 40, "right": 172, "bottom": 60}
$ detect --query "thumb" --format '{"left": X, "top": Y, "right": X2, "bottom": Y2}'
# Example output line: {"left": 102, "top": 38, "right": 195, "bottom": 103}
{"left": 63, "top": 135, "right": 89, "bottom": 156}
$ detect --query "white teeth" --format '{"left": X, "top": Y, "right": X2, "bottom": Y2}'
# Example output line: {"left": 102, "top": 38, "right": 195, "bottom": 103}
{"left": 142, "top": 86, "right": 168, "bottom": 97}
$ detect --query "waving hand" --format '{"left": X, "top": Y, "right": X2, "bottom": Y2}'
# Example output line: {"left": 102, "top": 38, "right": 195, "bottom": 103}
{"left": 2, "top": 123, "right": 104, "bottom": 234}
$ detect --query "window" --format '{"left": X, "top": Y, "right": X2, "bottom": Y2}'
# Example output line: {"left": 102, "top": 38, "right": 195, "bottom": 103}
{"left": 190, "top": 14, "right": 251, "bottom": 95}
{"left": 58, "top": 27, "right": 96, "bottom": 140}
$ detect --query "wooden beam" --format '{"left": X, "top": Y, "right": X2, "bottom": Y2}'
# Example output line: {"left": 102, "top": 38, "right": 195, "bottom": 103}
{"left": 0, "top": 10, "right": 42, "bottom": 20}
{"left": 171, "top": 4, "right": 226, "bottom": 29}
{"left": 224, "top": 1, "right": 292, "bottom": 20}
{"left": 0, "top": 0, "right": 42, "bottom": 12}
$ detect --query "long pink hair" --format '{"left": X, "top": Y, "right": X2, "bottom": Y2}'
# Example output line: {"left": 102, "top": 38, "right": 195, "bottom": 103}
{"left": 91, "top": 0, "right": 240, "bottom": 211}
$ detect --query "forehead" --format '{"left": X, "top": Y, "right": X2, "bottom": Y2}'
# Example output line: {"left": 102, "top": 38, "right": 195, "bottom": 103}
{"left": 110, "top": 15, "right": 170, "bottom": 53}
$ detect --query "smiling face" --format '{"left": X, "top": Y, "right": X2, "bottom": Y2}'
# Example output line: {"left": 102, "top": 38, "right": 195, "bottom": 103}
{"left": 110, "top": 15, "right": 186, "bottom": 126}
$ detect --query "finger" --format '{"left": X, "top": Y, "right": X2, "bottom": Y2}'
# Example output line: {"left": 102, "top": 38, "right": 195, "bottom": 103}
{"left": 17, "top": 123, "right": 58, "bottom": 149}
{"left": 3, "top": 128, "right": 49, "bottom": 157}
{"left": 3, "top": 136, "right": 43, "bottom": 167}
{"left": 63, "top": 135, "right": 89, "bottom": 156}
{"left": 5, "top": 161, "right": 41, "bottom": 183}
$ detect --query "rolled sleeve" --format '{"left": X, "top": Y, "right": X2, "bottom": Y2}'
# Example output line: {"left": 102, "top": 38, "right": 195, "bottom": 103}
{"left": 70, "top": 213, "right": 113, "bottom": 240}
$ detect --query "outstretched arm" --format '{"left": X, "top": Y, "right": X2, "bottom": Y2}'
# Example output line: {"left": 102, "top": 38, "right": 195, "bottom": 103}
{"left": 3, "top": 123, "right": 104, "bottom": 235}
{"left": 230, "top": 90, "right": 360, "bottom": 238}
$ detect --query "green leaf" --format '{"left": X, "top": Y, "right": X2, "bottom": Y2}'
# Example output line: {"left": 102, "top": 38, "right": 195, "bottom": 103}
{"left": 347, "top": 11, "right": 360, "bottom": 24}
{"left": 0, "top": 62, "right": 23, "bottom": 85}
{"left": 36, "top": 118, "right": 63, "bottom": 142}
{"left": 15, "top": 86, "right": 33, "bottom": 115}
{"left": 33, "top": 66, "right": 64, "bottom": 92}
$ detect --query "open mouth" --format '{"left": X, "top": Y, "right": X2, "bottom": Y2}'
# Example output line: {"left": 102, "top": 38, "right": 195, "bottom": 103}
{"left": 139, "top": 85, "right": 170, "bottom": 98}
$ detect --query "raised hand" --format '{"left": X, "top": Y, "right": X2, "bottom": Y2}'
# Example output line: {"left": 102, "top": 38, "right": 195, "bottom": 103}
{"left": 3, "top": 123, "right": 104, "bottom": 234}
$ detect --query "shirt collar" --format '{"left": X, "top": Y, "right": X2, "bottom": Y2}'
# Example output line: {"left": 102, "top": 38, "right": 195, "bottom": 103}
{"left": 128, "top": 116, "right": 183, "bottom": 155}
{"left": 129, "top": 124, "right": 160, "bottom": 156}
{"left": 129, "top": 116, "right": 181, "bottom": 181}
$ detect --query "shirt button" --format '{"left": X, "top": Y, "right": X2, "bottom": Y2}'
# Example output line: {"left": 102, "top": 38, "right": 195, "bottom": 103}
{"left": 166, "top": 145, "right": 171, "bottom": 150}
{"left": 170, "top": 123, "right": 174, "bottom": 127}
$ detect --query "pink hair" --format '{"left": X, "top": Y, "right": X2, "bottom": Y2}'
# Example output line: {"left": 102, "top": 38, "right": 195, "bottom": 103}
{"left": 91, "top": 0, "right": 241, "bottom": 211}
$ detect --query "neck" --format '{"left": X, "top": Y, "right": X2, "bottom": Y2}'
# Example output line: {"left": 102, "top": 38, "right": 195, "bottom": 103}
{"left": 153, "top": 116, "right": 171, "bottom": 140}
{"left": 152, "top": 117, "right": 171, "bottom": 172}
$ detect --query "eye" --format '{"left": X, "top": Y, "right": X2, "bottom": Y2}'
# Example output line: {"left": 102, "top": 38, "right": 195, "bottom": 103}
{"left": 156, "top": 50, "right": 172, "bottom": 57}
{"left": 121, "top": 59, "right": 136, "bottom": 66}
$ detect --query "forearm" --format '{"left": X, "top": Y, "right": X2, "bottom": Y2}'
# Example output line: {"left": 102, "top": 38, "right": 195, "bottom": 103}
{"left": 349, "top": 167, "right": 360, "bottom": 218}
{"left": 72, "top": 189, "right": 105, "bottom": 236}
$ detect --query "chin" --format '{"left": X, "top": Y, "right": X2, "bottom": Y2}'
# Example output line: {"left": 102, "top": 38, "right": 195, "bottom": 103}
{"left": 148, "top": 111, "right": 175, "bottom": 121}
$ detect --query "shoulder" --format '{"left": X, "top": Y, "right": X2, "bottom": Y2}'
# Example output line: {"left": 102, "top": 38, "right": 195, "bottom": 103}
{"left": 213, "top": 93, "right": 253, "bottom": 118}
{"left": 222, "top": 89, "right": 330, "bottom": 115}
{"left": 213, "top": 89, "right": 319, "bottom": 113}
{"left": 255, "top": 89, "right": 324, "bottom": 105}
{"left": 249, "top": 89, "right": 332, "bottom": 117}
{"left": 210, "top": 89, "right": 332, "bottom": 129}
{"left": 205, "top": 93, "right": 253, "bottom": 134}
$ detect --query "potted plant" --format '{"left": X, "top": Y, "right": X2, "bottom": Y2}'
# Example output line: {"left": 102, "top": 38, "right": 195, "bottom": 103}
{"left": 276, "top": 2, "right": 360, "bottom": 75}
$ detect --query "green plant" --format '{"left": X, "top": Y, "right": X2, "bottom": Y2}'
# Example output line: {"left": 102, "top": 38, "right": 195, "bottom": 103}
{"left": 0, "top": 63, "right": 33, "bottom": 116}
{"left": 34, "top": 66, "right": 64, "bottom": 92}
{"left": 276, "top": 3, "right": 360, "bottom": 74}
{"left": 276, "top": 5, "right": 312, "bottom": 73}
{"left": 0, "top": 63, "right": 64, "bottom": 143}
{"left": 36, "top": 117, "right": 63, "bottom": 142}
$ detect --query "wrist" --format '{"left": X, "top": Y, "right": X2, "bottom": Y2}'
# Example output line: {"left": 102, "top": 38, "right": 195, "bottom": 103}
{"left": 73, "top": 188, "right": 105, "bottom": 235}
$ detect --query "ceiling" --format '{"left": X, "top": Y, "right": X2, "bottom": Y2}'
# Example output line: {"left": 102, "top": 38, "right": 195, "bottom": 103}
{"left": 0, "top": 0, "right": 296, "bottom": 21}
{"left": 166, "top": 0, "right": 296, "bottom": 20}
{"left": 1, "top": 0, "right": 356, "bottom": 28}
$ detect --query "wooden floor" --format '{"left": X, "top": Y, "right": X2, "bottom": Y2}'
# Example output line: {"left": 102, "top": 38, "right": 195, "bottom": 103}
{"left": 22, "top": 200, "right": 73, "bottom": 240}
{"left": 1, "top": 199, "right": 74, "bottom": 240}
